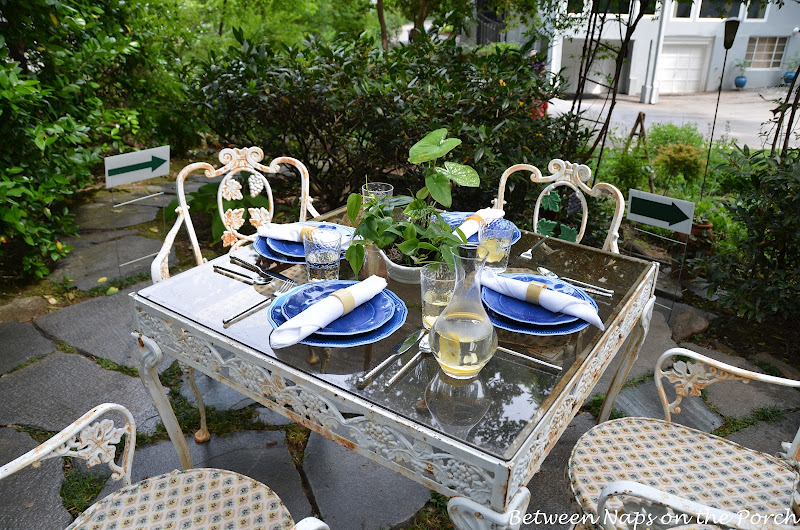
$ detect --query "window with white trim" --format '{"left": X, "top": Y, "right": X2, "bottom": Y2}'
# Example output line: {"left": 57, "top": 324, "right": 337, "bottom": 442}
{"left": 745, "top": 36, "right": 788, "bottom": 68}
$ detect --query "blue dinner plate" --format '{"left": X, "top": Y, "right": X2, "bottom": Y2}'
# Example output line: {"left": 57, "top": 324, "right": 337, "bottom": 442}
{"left": 267, "top": 284, "right": 407, "bottom": 348}
{"left": 265, "top": 222, "right": 355, "bottom": 258}
{"left": 482, "top": 273, "right": 596, "bottom": 326}
{"left": 440, "top": 212, "right": 522, "bottom": 245}
{"left": 485, "top": 305, "right": 590, "bottom": 336}
{"left": 253, "top": 237, "right": 305, "bottom": 264}
{"left": 280, "top": 281, "right": 395, "bottom": 336}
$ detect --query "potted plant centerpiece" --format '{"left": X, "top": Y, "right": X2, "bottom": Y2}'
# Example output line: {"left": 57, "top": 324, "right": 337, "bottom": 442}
{"left": 345, "top": 129, "right": 481, "bottom": 283}
{"left": 734, "top": 59, "right": 751, "bottom": 89}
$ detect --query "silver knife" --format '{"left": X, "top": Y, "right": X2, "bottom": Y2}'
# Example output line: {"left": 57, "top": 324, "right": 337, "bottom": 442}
{"left": 357, "top": 329, "right": 425, "bottom": 389}
{"left": 230, "top": 256, "right": 294, "bottom": 284}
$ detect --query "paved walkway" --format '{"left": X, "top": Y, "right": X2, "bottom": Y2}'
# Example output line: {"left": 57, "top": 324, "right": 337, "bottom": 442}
{"left": 550, "top": 85, "right": 797, "bottom": 149}
{"left": 1, "top": 169, "right": 799, "bottom": 529}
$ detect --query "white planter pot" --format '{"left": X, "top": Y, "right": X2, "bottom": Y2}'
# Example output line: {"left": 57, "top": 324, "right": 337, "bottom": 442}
{"left": 378, "top": 249, "right": 423, "bottom": 284}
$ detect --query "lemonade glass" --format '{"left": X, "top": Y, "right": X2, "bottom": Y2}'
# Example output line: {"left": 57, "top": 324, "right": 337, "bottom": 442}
{"left": 478, "top": 218, "right": 514, "bottom": 273}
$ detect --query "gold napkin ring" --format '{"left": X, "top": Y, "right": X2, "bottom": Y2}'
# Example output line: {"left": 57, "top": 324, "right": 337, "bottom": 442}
{"left": 330, "top": 289, "right": 356, "bottom": 315}
{"left": 300, "top": 225, "right": 317, "bottom": 239}
{"left": 525, "top": 281, "right": 547, "bottom": 303}
{"left": 466, "top": 214, "right": 484, "bottom": 224}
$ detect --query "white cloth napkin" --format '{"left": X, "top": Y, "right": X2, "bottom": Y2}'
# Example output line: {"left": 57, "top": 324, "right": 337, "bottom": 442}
{"left": 453, "top": 208, "right": 505, "bottom": 240}
{"left": 257, "top": 223, "right": 308, "bottom": 242}
{"left": 270, "top": 276, "right": 388, "bottom": 348}
{"left": 481, "top": 271, "right": 605, "bottom": 330}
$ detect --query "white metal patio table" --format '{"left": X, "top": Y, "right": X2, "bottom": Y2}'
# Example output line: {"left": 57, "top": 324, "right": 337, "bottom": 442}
{"left": 130, "top": 218, "right": 657, "bottom": 530}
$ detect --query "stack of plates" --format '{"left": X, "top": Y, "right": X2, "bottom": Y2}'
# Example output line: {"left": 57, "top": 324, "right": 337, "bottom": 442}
{"left": 266, "top": 280, "right": 407, "bottom": 347}
{"left": 254, "top": 222, "right": 355, "bottom": 264}
{"left": 481, "top": 273, "right": 597, "bottom": 336}
{"left": 440, "top": 212, "right": 522, "bottom": 244}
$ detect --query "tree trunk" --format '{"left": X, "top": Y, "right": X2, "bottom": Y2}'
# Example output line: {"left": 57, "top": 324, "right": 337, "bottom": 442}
{"left": 377, "top": 0, "right": 389, "bottom": 51}
{"left": 218, "top": 0, "right": 228, "bottom": 36}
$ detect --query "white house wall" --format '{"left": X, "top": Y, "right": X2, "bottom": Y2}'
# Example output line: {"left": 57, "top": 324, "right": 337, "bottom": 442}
{"left": 511, "top": 1, "right": 800, "bottom": 96}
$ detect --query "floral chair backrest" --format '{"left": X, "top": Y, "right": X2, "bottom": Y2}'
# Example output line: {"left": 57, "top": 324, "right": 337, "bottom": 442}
{"left": 175, "top": 147, "right": 319, "bottom": 266}
{"left": 493, "top": 159, "right": 624, "bottom": 254}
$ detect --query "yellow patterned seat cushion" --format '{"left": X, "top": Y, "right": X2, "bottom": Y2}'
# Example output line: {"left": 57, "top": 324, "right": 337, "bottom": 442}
{"left": 569, "top": 417, "right": 799, "bottom": 523}
{"left": 67, "top": 468, "right": 295, "bottom": 530}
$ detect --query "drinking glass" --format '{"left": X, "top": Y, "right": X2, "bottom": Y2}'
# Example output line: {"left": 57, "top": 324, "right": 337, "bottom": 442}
{"left": 361, "top": 182, "right": 394, "bottom": 203}
{"left": 420, "top": 262, "right": 456, "bottom": 330}
{"left": 303, "top": 227, "right": 342, "bottom": 282}
{"left": 478, "top": 218, "right": 515, "bottom": 273}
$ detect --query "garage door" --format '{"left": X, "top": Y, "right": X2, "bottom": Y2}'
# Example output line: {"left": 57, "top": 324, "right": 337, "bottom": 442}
{"left": 657, "top": 43, "right": 708, "bottom": 94}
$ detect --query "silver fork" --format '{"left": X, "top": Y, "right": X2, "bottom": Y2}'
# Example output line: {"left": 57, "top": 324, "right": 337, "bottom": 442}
{"left": 222, "top": 281, "right": 294, "bottom": 327}
{"left": 520, "top": 236, "right": 550, "bottom": 260}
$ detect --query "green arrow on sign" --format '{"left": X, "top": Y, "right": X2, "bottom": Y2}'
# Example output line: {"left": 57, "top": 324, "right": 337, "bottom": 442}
{"left": 108, "top": 156, "right": 167, "bottom": 177}
{"left": 630, "top": 196, "right": 690, "bottom": 225}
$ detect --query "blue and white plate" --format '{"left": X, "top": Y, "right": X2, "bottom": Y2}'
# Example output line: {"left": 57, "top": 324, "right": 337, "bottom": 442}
{"left": 265, "top": 222, "right": 355, "bottom": 258}
{"left": 486, "top": 306, "right": 590, "bottom": 336}
{"left": 253, "top": 237, "right": 305, "bottom": 264}
{"left": 440, "top": 212, "right": 522, "bottom": 245}
{"left": 267, "top": 283, "right": 407, "bottom": 348}
{"left": 280, "top": 281, "right": 395, "bottom": 336}
{"left": 482, "top": 274, "right": 596, "bottom": 326}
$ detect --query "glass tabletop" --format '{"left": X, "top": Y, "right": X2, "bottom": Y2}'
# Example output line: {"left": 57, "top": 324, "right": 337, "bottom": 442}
{"left": 137, "top": 220, "right": 651, "bottom": 461}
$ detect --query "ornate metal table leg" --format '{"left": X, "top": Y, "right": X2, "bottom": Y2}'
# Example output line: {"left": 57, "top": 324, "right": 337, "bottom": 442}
{"left": 133, "top": 332, "right": 193, "bottom": 469}
{"left": 180, "top": 362, "right": 209, "bottom": 443}
{"left": 447, "top": 487, "right": 531, "bottom": 530}
{"left": 306, "top": 345, "right": 320, "bottom": 365}
{"left": 598, "top": 296, "right": 656, "bottom": 422}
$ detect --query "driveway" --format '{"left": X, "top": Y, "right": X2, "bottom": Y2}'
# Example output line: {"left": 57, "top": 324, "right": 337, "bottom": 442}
{"left": 550, "top": 85, "right": 797, "bottom": 148}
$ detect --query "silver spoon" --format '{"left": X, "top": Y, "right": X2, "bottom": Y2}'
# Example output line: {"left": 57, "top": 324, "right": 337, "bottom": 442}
{"left": 536, "top": 267, "right": 614, "bottom": 298}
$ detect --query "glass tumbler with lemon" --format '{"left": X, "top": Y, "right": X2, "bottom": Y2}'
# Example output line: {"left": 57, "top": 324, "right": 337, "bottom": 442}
{"left": 420, "top": 262, "right": 456, "bottom": 331}
{"left": 478, "top": 218, "right": 515, "bottom": 273}
{"left": 430, "top": 244, "right": 498, "bottom": 379}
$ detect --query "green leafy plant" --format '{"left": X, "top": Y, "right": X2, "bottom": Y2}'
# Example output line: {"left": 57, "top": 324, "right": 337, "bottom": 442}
{"left": 653, "top": 143, "right": 704, "bottom": 191}
{"left": 345, "top": 129, "right": 479, "bottom": 275}
{"left": 734, "top": 59, "right": 752, "bottom": 76}
{"left": 700, "top": 147, "right": 800, "bottom": 322}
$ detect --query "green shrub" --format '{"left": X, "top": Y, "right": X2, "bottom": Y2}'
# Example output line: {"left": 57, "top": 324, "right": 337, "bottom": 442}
{"left": 653, "top": 143, "right": 704, "bottom": 191}
{"left": 0, "top": 1, "right": 141, "bottom": 279}
{"left": 647, "top": 122, "right": 705, "bottom": 152}
{"left": 192, "top": 33, "right": 582, "bottom": 219}
{"left": 700, "top": 147, "right": 800, "bottom": 322}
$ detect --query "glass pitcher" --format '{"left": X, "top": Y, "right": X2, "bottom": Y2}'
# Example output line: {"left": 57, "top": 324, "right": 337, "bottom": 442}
{"left": 430, "top": 244, "right": 498, "bottom": 379}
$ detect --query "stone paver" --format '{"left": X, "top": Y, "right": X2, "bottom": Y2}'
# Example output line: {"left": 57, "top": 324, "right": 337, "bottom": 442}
{"left": 727, "top": 410, "right": 800, "bottom": 456}
{"left": 0, "top": 296, "right": 49, "bottom": 322}
{"left": 0, "top": 321, "right": 56, "bottom": 374}
{"left": 99, "top": 430, "right": 313, "bottom": 521}
{"left": 614, "top": 379, "right": 724, "bottom": 432}
{"left": 180, "top": 371, "right": 255, "bottom": 411}
{"left": 51, "top": 235, "right": 171, "bottom": 291}
{"left": 684, "top": 344, "right": 800, "bottom": 417}
{"left": 0, "top": 352, "right": 160, "bottom": 434}
{"left": 74, "top": 201, "right": 158, "bottom": 230}
{"left": 35, "top": 282, "right": 171, "bottom": 372}
{"left": 522, "top": 413, "right": 596, "bottom": 530}
{"left": 0, "top": 428, "right": 72, "bottom": 530}
{"left": 671, "top": 309, "right": 710, "bottom": 342}
{"left": 303, "top": 432, "right": 430, "bottom": 528}
{"left": 592, "top": 309, "right": 676, "bottom": 398}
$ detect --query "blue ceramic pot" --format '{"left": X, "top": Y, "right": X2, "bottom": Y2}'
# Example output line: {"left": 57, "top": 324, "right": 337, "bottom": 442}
{"left": 785, "top": 72, "right": 796, "bottom": 84}
{"left": 734, "top": 76, "right": 747, "bottom": 89}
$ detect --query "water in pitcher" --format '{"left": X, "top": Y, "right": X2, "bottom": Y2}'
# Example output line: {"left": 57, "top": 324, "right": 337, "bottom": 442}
{"left": 430, "top": 311, "right": 497, "bottom": 378}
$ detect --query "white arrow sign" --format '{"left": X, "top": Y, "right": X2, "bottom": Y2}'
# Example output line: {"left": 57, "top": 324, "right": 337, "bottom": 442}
{"left": 105, "top": 146, "right": 170, "bottom": 188}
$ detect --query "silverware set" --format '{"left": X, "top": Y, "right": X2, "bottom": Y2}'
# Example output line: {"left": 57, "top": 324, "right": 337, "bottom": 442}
{"left": 216, "top": 256, "right": 297, "bottom": 327}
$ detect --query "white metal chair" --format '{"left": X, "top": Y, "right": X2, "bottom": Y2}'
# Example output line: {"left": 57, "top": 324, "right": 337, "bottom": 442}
{"left": 0, "top": 403, "right": 328, "bottom": 530}
{"left": 493, "top": 159, "right": 625, "bottom": 253}
{"left": 568, "top": 347, "right": 800, "bottom": 529}
{"left": 151, "top": 146, "right": 320, "bottom": 282}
